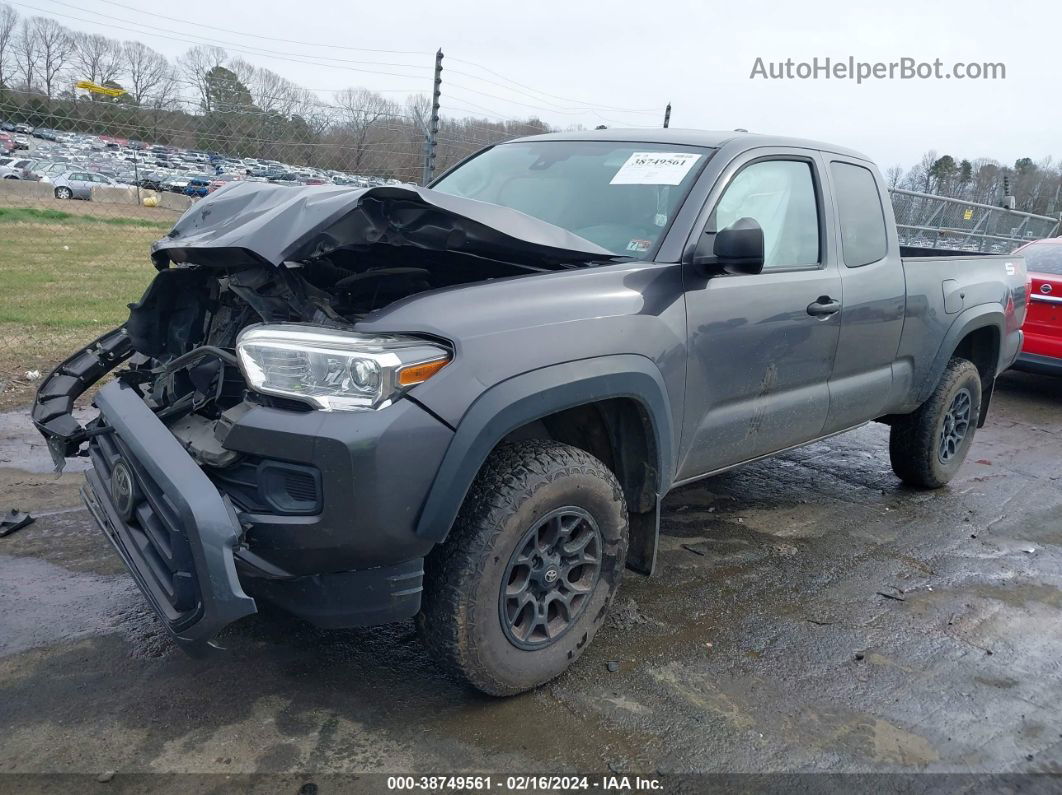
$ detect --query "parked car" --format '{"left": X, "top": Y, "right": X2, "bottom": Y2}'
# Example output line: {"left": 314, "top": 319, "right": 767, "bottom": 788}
{"left": 51, "top": 170, "right": 116, "bottom": 200}
{"left": 32, "top": 129, "right": 1030, "bottom": 695}
{"left": 161, "top": 175, "right": 192, "bottom": 193}
{"left": 13, "top": 122, "right": 33, "bottom": 134}
{"left": 1012, "top": 237, "right": 1062, "bottom": 375}
{"left": 183, "top": 176, "right": 211, "bottom": 197}
{"left": 208, "top": 173, "right": 241, "bottom": 192}
{"left": 137, "top": 173, "right": 165, "bottom": 191}
{"left": 0, "top": 157, "right": 40, "bottom": 179}
{"left": 0, "top": 120, "right": 14, "bottom": 131}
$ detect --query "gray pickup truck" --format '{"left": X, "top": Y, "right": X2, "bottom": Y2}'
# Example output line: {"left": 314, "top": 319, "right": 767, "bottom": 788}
{"left": 33, "top": 129, "right": 1028, "bottom": 694}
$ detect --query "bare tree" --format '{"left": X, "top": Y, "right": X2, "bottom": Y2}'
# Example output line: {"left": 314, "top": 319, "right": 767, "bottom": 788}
{"left": 143, "top": 63, "right": 181, "bottom": 140}
{"left": 0, "top": 3, "right": 17, "bottom": 90}
{"left": 123, "top": 40, "right": 169, "bottom": 105}
{"left": 230, "top": 58, "right": 301, "bottom": 116}
{"left": 12, "top": 18, "right": 37, "bottom": 92}
{"left": 71, "top": 32, "right": 121, "bottom": 94}
{"left": 885, "top": 165, "right": 903, "bottom": 189}
{"left": 28, "top": 16, "right": 70, "bottom": 99}
{"left": 178, "top": 45, "right": 226, "bottom": 112}
{"left": 335, "top": 87, "right": 399, "bottom": 173}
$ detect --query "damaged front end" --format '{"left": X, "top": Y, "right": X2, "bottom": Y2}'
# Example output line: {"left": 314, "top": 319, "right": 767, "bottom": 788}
{"left": 31, "top": 182, "right": 615, "bottom": 653}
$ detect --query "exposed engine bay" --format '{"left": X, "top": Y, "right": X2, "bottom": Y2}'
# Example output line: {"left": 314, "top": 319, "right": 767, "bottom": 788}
{"left": 122, "top": 249, "right": 533, "bottom": 465}
{"left": 33, "top": 182, "right": 619, "bottom": 472}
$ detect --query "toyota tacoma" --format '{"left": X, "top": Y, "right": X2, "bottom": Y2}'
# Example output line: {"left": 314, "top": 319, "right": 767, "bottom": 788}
{"left": 34, "top": 129, "right": 1028, "bottom": 694}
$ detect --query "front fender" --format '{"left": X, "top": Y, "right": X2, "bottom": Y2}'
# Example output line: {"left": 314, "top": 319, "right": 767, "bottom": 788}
{"left": 414, "top": 354, "right": 674, "bottom": 543}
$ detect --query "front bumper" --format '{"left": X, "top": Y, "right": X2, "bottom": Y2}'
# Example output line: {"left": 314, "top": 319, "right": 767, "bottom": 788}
{"left": 80, "top": 380, "right": 444, "bottom": 650}
{"left": 83, "top": 381, "right": 256, "bottom": 654}
{"left": 35, "top": 324, "right": 455, "bottom": 650}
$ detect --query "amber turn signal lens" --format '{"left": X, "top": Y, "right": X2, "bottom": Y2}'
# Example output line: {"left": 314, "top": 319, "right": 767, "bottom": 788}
{"left": 397, "top": 358, "right": 449, "bottom": 387}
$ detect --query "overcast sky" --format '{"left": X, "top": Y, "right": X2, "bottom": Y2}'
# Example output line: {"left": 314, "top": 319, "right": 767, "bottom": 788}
{"left": 17, "top": 0, "right": 1058, "bottom": 170}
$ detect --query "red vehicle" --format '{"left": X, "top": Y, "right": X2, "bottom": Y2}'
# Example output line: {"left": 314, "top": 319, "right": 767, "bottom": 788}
{"left": 207, "top": 173, "right": 242, "bottom": 193}
{"left": 1013, "top": 237, "right": 1062, "bottom": 375}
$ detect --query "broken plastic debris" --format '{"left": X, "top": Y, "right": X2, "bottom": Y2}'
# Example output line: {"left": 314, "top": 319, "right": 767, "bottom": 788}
{"left": 24, "top": 369, "right": 40, "bottom": 381}
{"left": 0, "top": 509, "right": 34, "bottom": 537}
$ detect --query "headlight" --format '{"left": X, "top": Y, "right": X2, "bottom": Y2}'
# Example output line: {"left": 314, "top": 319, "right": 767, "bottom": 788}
{"left": 235, "top": 324, "right": 450, "bottom": 411}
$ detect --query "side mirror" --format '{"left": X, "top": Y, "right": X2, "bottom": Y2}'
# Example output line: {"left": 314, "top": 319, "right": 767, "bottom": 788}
{"left": 693, "top": 217, "right": 765, "bottom": 275}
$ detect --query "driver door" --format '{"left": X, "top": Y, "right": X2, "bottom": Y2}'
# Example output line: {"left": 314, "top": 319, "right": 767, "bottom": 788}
{"left": 677, "top": 151, "right": 842, "bottom": 480}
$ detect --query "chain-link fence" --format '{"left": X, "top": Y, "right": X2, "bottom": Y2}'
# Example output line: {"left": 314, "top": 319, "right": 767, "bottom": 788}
{"left": 0, "top": 81, "right": 550, "bottom": 409}
{"left": 889, "top": 188, "right": 1061, "bottom": 254}
{"left": 3, "top": 82, "right": 1061, "bottom": 411}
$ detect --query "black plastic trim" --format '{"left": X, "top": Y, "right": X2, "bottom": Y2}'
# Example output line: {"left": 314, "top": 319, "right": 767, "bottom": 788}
{"left": 84, "top": 381, "right": 256, "bottom": 654}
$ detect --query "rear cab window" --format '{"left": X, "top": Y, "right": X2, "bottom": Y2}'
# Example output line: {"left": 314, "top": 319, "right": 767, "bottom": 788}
{"left": 830, "top": 162, "right": 889, "bottom": 267}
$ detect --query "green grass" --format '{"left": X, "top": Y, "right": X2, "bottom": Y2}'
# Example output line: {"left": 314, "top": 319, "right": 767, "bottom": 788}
{"left": 0, "top": 206, "right": 174, "bottom": 228}
{"left": 0, "top": 209, "right": 171, "bottom": 409}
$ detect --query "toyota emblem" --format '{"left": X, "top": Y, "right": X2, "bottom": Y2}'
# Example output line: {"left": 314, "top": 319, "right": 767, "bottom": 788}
{"left": 1042, "top": 283, "right": 1053, "bottom": 295}
{"left": 544, "top": 568, "right": 559, "bottom": 584}
{"left": 110, "top": 461, "right": 140, "bottom": 522}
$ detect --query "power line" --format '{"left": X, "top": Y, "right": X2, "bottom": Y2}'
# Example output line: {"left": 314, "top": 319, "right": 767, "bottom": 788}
{"left": 12, "top": 1, "right": 431, "bottom": 79}
{"left": 26, "top": 0, "right": 661, "bottom": 120}
{"left": 87, "top": 0, "right": 430, "bottom": 56}
{"left": 85, "top": 0, "right": 659, "bottom": 117}
{"left": 447, "top": 56, "right": 659, "bottom": 113}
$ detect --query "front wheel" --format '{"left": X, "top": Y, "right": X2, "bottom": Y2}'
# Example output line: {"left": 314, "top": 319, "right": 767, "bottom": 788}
{"left": 418, "top": 440, "right": 628, "bottom": 695}
{"left": 889, "top": 357, "right": 982, "bottom": 488}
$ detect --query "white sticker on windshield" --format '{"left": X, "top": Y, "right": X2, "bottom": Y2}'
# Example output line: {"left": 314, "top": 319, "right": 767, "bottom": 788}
{"left": 610, "top": 152, "right": 701, "bottom": 185}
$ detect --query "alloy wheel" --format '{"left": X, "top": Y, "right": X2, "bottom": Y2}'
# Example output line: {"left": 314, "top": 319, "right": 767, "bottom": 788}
{"left": 938, "top": 387, "right": 972, "bottom": 464}
{"left": 499, "top": 506, "right": 603, "bottom": 650}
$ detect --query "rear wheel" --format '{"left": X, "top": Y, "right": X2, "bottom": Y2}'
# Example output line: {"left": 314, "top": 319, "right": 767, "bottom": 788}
{"left": 418, "top": 440, "right": 628, "bottom": 695}
{"left": 889, "top": 357, "right": 982, "bottom": 488}
{"left": 54, "top": 186, "right": 72, "bottom": 199}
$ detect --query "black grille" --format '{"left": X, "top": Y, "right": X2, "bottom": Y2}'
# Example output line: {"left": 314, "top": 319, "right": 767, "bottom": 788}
{"left": 283, "top": 471, "right": 317, "bottom": 502}
{"left": 91, "top": 431, "right": 201, "bottom": 622}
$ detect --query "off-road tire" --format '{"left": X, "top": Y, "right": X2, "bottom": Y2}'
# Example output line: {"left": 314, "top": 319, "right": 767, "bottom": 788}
{"left": 889, "top": 357, "right": 982, "bottom": 488}
{"left": 418, "top": 440, "right": 628, "bottom": 696}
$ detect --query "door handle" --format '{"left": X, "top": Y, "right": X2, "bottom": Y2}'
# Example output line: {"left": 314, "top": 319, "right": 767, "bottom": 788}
{"left": 806, "top": 297, "right": 841, "bottom": 317}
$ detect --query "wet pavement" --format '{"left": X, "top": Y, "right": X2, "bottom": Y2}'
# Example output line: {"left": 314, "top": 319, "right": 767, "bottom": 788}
{"left": 1, "top": 371, "right": 1060, "bottom": 784}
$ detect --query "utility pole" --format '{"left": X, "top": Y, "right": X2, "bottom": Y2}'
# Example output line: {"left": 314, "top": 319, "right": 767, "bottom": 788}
{"left": 663, "top": 102, "right": 671, "bottom": 128}
{"left": 422, "top": 48, "right": 443, "bottom": 186}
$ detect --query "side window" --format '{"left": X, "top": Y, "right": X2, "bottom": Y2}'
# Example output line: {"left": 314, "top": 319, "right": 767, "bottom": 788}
{"left": 710, "top": 160, "right": 820, "bottom": 269}
{"left": 831, "top": 162, "right": 888, "bottom": 267}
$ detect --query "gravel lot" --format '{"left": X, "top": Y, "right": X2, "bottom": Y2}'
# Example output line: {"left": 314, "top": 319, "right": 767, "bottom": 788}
{"left": 1, "top": 371, "right": 1060, "bottom": 788}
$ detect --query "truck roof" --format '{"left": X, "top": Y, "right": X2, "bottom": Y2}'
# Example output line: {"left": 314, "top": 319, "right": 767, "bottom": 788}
{"left": 509, "top": 128, "right": 872, "bottom": 162}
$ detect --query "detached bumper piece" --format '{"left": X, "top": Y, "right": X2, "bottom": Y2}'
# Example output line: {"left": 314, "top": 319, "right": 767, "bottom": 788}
{"left": 31, "top": 326, "right": 133, "bottom": 470}
{"left": 82, "top": 381, "right": 256, "bottom": 654}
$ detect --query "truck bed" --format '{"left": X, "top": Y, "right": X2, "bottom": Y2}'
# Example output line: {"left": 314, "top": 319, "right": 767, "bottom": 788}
{"left": 892, "top": 250, "right": 1028, "bottom": 415}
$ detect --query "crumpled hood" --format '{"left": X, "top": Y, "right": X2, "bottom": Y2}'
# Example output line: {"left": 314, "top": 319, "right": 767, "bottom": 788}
{"left": 151, "top": 182, "right": 616, "bottom": 269}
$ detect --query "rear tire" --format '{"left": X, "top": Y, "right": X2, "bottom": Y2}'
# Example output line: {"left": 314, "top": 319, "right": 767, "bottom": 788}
{"left": 54, "top": 186, "right": 72, "bottom": 199}
{"left": 418, "top": 440, "right": 628, "bottom": 696}
{"left": 889, "top": 357, "right": 982, "bottom": 488}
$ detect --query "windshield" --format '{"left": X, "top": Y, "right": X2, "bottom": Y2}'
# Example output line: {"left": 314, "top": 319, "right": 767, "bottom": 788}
{"left": 1021, "top": 240, "right": 1062, "bottom": 275}
{"left": 432, "top": 140, "right": 712, "bottom": 256}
